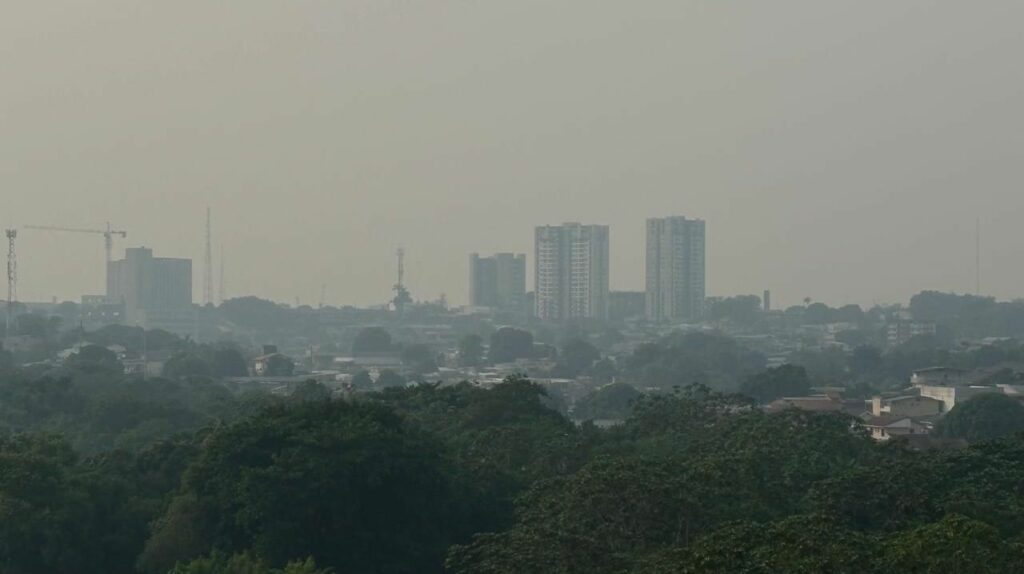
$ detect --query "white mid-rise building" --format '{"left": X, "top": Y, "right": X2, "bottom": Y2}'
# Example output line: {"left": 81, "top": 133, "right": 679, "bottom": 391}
{"left": 534, "top": 223, "right": 609, "bottom": 321}
{"left": 645, "top": 216, "right": 706, "bottom": 322}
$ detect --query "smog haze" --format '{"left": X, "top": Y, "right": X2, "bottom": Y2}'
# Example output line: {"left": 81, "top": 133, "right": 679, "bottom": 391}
{"left": 4, "top": 1, "right": 1023, "bottom": 308}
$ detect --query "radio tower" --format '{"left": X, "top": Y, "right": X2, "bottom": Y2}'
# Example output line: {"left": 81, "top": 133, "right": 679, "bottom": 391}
{"left": 5, "top": 229, "right": 17, "bottom": 336}
{"left": 218, "top": 244, "right": 225, "bottom": 305}
{"left": 392, "top": 247, "right": 412, "bottom": 317}
{"left": 203, "top": 208, "right": 213, "bottom": 306}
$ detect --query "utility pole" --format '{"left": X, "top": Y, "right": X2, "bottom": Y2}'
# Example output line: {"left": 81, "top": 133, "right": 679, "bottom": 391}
{"left": 5, "top": 229, "right": 16, "bottom": 337}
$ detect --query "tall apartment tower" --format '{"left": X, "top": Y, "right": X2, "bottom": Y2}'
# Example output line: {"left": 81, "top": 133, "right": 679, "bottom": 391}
{"left": 535, "top": 223, "right": 609, "bottom": 321}
{"left": 645, "top": 216, "right": 706, "bottom": 322}
{"left": 469, "top": 252, "right": 526, "bottom": 312}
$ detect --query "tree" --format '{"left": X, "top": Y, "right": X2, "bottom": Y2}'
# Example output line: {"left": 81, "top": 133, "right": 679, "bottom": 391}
{"left": 291, "top": 380, "right": 331, "bottom": 403}
{"left": 211, "top": 347, "right": 249, "bottom": 377}
{"left": 0, "top": 434, "right": 94, "bottom": 573}
{"left": 648, "top": 515, "right": 877, "bottom": 574}
{"left": 351, "top": 370, "right": 373, "bottom": 390}
{"left": 625, "top": 332, "right": 767, "bottom": 391}
{"left": 221, "top": 297, "right": 295, "bottom": 334}
{"left": 139, "top": 402, "right": 462, "bottom": 574}
{"left": 168, "top": 551, "right": 332, "bottom": 574}
{"left": 0, "top": 348, "right": 12, "bottom": 372}
{"left": 164, "top": 352, "right": 214, "bottom": 379}
{"left": 265, "top": 355, "right": 295, "bottom": 377}
{"left": 351, "top": 327, "right": 393, "bottom": 355}
{"left": 458, "top": 334, "right": 484, "bottom": 367}
{"left": 707, "top": 295, "right": 763, "bottom": 325}
{"left": 447, "top": 457, "right": 697, "bottom": 574}
{"left": 740, "top": 365, "right": 812, "bottom": 404}
{"left": 488, "top": 327, "right": 534, "bottom": 364}
{"left": 880, "top": 514, "right": 1023, "bottom": 573}
{"left": 590, "top": 358, "right": 618, "bottom": 385}
{"left": 376, "top": 369, "right": 406, "bottom": 388}
{"left": 402, "top": 344, "right": 438, "bottom": 374}
{"left": 65, "top": 344, "right": 123, "bottom": 374}
{"left": 574, "top": 382, "right": 641, "bottom": 421}
{"left": 934, "top": 393, "right": 1024, "bottom": 442}
{"left": 15, "top": 312, "right": 60, "bottom": 338}
{"left": 553, "top": 338, "right": 600, "bottom": 378}
{"left": 849, "top": 345, "right": 884, "bottom": 377}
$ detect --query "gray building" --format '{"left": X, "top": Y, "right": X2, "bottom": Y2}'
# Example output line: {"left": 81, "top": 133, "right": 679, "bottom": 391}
{"left": 108, "top": 247, "right": 194, "bottom": 333}
{"left": 469, "top": 252, "right": 526, "bottom": 313}
{"left": 646, "top": 216, "right": 706, "bottom": 322}
{"left": 535, "top": 223, "right": 609, "bottom": 321}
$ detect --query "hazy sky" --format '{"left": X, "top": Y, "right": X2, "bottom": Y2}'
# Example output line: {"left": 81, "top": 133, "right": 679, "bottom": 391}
{"left": 4, "top": 1, "right": 1023, "bottom": 309}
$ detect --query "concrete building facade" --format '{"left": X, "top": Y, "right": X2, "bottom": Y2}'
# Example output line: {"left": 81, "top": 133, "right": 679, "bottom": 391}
{"left": 645, "top": 216, "right": 706, "bottom": 322}
{"left": 534, "top": 223, "right": 609, "bottom": 321}
{"left": 469, "top": 253, "right": 526, "bottom": 313}
{"left": 108, "top": 247, "right": 193, "bottom": 334}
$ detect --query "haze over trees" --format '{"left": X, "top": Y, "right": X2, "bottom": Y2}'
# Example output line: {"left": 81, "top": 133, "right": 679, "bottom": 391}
{"left": 5, "top": 290, "right": 1024, "bottom": 572}
{"left": 488, "top": 327, "right": 534, "bottom": 364}
{"left": 3, "top": 338, "right": 1024, "bottom": 574}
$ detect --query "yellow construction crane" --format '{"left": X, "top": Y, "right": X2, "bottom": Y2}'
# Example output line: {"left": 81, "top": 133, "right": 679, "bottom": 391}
{"left": 24, "top": 222, "right": 127, "bottom": 266}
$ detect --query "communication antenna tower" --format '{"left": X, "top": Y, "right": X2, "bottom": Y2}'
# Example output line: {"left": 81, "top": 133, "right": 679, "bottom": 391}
{"left": 218, "top": 244, "right": 225, "bottom": 305}
{"left": 392, "top": 247, "right": 412, "bottom": 316}
{"left": 5, "top": 229, "right": 16, "bottom": 336}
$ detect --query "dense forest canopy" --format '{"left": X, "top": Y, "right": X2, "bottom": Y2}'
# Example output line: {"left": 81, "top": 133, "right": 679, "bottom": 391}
{"left": 4, "top": 291, "right": 1024, "bottom": 572}
{"left": 1, "top": 352, "right": 1024, "bottom": 573}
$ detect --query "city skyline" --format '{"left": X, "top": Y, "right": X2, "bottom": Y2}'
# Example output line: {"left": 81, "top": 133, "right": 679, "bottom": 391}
{"left": 2, "top": 208, "right": 1003, "bottom": 311}
{"left": 5, "top": 2, "right": 1024, "bottom": 308}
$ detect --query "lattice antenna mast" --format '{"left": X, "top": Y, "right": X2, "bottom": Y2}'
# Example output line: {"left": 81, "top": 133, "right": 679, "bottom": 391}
{"left": 203, "top": 207, "right": 213, "bottom": 305}
{"left": 391, "top": 247, "right": 412, "bottom": 316}
{"left": 5, "top": 229, "right": 16, "bottom": 336}
{"left": 218, "top": 244, "right": 225, "bottom": 305}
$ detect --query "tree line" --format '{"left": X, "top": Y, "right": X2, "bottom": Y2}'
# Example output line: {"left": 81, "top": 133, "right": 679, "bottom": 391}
{"left": 2, "top": 347, "right": 1024, "bottom": 572}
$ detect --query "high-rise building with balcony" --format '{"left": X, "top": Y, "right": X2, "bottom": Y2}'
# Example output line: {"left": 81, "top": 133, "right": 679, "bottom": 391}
{"left": 535, "top": 223, "right": 609, "bottom": 320}
{"left": 645, "top": 216, "right": 705, "bottom": 321}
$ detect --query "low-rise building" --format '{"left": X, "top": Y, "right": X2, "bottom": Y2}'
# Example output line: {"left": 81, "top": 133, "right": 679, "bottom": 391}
{"left": 911, "top": 367, "right": 969, "bottom": 387}
{"left": 914, "top": 384, "right": 1000, "bottom": 414}
{"left": 887, "top": 321, "right": 937, "bottom": 347}
{"left": 764, "top": 394, "right": 866, "bottom": 416}
{"left": 870, "top": 394, "right": 943, "bottom": 418}
{"left": 860, "top": 414, "right": 930, "bottom": 441}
